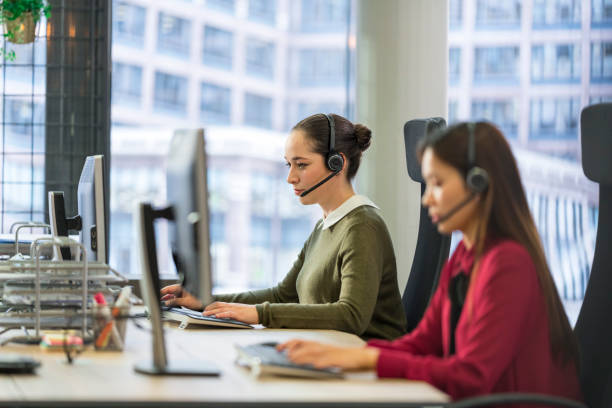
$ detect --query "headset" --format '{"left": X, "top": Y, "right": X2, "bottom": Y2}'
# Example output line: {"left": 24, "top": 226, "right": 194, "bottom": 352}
{"left": 300, "top": 114, "right": 345, "bottom": 197}
{"left": 434, "top": 122, "right": 489, "bottom": 224}
{"left": 465, "top": 122, "right": 489, "bottom": 194}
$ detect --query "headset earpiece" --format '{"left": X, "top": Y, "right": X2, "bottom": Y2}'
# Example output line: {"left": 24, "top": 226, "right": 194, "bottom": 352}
{"left": 466, "top": 122, "right": 489, "bottom": 194}
{"left": 325, "top": 114, "right": 344, "bottom": 173}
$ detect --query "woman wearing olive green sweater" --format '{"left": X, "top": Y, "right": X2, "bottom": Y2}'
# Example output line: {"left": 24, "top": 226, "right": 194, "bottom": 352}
{"left": 161, "top": 113, "right": 406, "bottom": 340}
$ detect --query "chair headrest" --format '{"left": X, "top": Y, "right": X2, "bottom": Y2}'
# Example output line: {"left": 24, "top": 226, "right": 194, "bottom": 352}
{"left": 581, "top": 103, "right": 612, "bottom": 186}
{"left": 403, "top": 117, "right": 446, "bottom": 183}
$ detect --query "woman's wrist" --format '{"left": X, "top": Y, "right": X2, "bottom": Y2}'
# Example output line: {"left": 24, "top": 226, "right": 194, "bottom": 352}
{"left": 361, "top": 346, "right": 380, "bottom": 369}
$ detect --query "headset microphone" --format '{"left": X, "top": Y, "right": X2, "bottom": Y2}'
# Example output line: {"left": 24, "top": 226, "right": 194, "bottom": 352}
{"left": 300, "top": 169, "right": 340, "bottom": 197}
{"left": 299, "top": 114, "right": 344, "bottom": 198}
{"left": 433, "top": 192, "right": 477, "bottom": 224}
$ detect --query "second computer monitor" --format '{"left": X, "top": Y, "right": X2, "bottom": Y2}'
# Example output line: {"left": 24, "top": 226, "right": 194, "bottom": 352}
{"left": 49, "top": 155, "right": 107, "bottom": 263}
{"left": 78, "top": 155, "right": 107, "bottom": 263}
{"left": 166, "top": 129, "right": 213, "bottom": 306}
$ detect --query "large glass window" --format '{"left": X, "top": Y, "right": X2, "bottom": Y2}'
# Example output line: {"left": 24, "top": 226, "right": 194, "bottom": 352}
{"left": 591, "top": 42, "right": 612, "bottom": 82}
{"left": 244, "top": 92, "right": 273, "bottom": 128}
{"left": 153, "top": 72, "right": 188, "bottom": 115}
{"left": 475, "top": 0, "right": 521, "bottom": 27}
{"left": 298, "top": 49, "right": 345, "bottom": 86}
{"left": 531, "top": 44, "right": 581, "bottom": 82}
{"left": 112, "top": 62, "right": 143, "bottom": 106}
{"left": 449, "top": 47, "right": 461, "bottom": 84}
{"left": 112, "top": 1, "right": 146, "bottom": 47}
{"left": 207, "top": 0, "right": 235, "bottom": 14}
{"left": 592, "top": 0, "right": 612, "bottom": 26}
{"left": 450, "top": 0, "right": 463, "bottom": 29}
{"left": 471, "top": 100, "right": 518, "bottom": 138}
{"left": 533, "top": 0, "right": 581, "bottom": 27}
{"left": 202, "top": 25, "right": 233, "bottom": 70}
{"left": 245, "top": 38, "right": 275, "bottom": 79}
{"left": 300, "top": 0, "right": 348, "bottom": 32}
{"left": 157, "top": 12, "right": 191, "bottom": 58}
{"left": 200, "top": 82, "right": 231, "bottom": 124}
{"left": 474, "top": 46, "right": 520, "bottom": 84}
{"left": 109, "top": 0, "right": 355, "bottom": 292}
{"left": 530, "top": 98, "right": 581, "bottom": 140}
{"left": 249, "top": 0, "right": 276, "bottom": 25}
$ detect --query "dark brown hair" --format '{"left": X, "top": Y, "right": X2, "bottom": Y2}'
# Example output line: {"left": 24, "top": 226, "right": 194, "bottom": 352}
{"left": 292, "top": 113, "right": 371, "bottom": 180}
{"left": 418, "top": 121, "right": 579, "bottom": 366}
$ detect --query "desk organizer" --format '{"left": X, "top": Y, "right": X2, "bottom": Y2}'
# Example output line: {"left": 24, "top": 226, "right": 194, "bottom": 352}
{"left": 0, "top": 237, "right": 127, "bottom": 340}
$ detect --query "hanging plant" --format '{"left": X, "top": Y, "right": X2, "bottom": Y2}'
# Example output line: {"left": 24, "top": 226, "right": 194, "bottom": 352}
{"left": 0, "top": 0, "right": 51, "bottom": 59}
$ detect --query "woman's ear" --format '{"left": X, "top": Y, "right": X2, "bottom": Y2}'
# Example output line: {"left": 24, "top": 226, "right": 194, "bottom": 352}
{"left": 340, "top": 152, "right": 348, "bottom": 173}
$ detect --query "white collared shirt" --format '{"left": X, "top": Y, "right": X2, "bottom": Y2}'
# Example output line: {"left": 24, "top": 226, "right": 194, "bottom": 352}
{"left": 321, "top": 194, "right": 379, "bottom": 230}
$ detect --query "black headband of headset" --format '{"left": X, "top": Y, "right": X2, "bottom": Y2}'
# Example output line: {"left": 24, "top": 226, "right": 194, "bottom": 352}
{"left": 325, "top": 113, "right": 336, "bottom": 153}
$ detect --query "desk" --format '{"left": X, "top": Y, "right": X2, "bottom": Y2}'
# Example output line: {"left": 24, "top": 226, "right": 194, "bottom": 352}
{"left": 0, "top": 321, "right": 449, "bottom": 407}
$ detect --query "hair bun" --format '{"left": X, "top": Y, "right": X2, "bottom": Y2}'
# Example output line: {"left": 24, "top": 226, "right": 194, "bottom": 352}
{"left": 354, "top": 124, "right": 372, "bottom": 152}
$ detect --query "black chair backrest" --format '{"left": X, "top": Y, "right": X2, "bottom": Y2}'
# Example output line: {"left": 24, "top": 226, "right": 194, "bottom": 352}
{"left": 402, "top": 117, "right": 451, "bottom": 332}
{"left": 575, "top": 103, "right": 612, "bottom": 408}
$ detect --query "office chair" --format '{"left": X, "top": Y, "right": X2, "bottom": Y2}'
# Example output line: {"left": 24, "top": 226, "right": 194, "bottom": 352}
{"left": 402, "top": 117, "right": 451, "bottom": 332}
{"left": 446, "top": 104, "right": 612, "bottom": 408}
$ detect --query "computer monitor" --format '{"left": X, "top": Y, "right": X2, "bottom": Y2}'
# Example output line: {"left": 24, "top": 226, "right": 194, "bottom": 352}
{"left": 78, "top": 155, "right": 108, "bottom": 263}
{"left": 135, "top": 129, "right": 219, "bottom": 376}
{"left": 48, "top": 155, "right": 108, "bottom": 263}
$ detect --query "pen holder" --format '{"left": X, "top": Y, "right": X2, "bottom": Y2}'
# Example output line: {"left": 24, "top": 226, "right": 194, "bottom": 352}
{"left": 93, "top": 305, "right": 130, "bottom": 351}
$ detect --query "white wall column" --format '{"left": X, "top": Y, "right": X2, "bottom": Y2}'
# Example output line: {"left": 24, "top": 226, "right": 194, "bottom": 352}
{"left": 356, "top": 0, "right": 448, "bottom": 292}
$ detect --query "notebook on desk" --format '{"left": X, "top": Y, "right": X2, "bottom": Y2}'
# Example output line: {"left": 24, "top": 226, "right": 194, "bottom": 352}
{"left": 162, "top": 306, "right": 253, "bottom": 329}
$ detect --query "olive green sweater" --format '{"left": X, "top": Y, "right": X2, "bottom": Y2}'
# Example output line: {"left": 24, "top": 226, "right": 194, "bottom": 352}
{"left": 215, "top": 205, "right": 406, "bottom": 340}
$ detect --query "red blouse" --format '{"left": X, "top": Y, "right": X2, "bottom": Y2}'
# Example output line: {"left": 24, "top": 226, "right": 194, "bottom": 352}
{"left": 368, "top": 239, "right": 582, "bottom": 403}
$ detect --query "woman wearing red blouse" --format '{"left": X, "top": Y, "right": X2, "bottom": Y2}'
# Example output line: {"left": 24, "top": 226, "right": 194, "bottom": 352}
{"left": 279, "top": 121, "right": 583, "bottom": 403}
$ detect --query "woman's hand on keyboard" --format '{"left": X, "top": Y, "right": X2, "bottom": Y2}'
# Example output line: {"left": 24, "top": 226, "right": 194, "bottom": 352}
{"left": 160, "top": 284, "right": 204, "bottom": 310}
{"left": 279, "top": 339, "right": 380, "bottom": 371}
{"left": 203, "top": 302, "right": 259, "bottom": 324}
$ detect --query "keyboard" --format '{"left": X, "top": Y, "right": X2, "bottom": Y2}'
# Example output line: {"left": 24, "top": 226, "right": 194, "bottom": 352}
{"left": 235, "top": 342, "right": 343, "bottom": 379}
{"left": 162, "top": 306, "right": 253, "bottom": 329}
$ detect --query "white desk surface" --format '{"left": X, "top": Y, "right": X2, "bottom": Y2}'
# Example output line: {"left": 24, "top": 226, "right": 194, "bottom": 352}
{"left": 0, "top": 320, "right": 450, "bottom": 407}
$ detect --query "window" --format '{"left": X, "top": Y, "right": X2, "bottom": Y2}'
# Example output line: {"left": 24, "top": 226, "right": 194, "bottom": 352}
{"left": 244, "top": 92, "right": 273, "bottom": 128}
{"left": 448, "top": 100, "right": 459, "bottom": 125}
{"left": 471, "top": 100, "right": 518, "bottom": 138}
{"left": 530, "top": 98, "right": 581, "bottom": 139}
{"left": 153, "top": 72, "right": 188, "bottom": 114}
{"left": 531, "top": 44, "right": 581, "bottom": 82}
{"left": 475, "top": 0, "right": 521, "bottom": 27}
{"left": 281, "top": 218, "right": 312, "bottom": 248}
{"left": 245, "top": 38, "right": 275, "bottom": 79}
{"left": 206, "top": 0, "right": 235, "bottom": 14}
{"left": 112, "top": 62, "right": 143, "bottom": 106}
{"left": 110, "top": 0, "right": 354, "bottom": 290}
{"left": 533, "top": 0, "right": 581, "bottom": 27}
{"left": 592, "top": 0, "right": 612, "bottom": 26}
{"left": 112, "top": 1, "right": 146, "bottom": 47}
{"left": 249, "top": 0, "right": 276, "bottom": 25}
{"left": 157, "top": 12, "right": 191, "bottom": 58}
{"left": 450, "top": 0, "right": 463, "bottom": 29}
{"left": 474, "top": 46, "right": 520, "bottom": 83}
{"left": 449, "top": 47, "right": 461, "bottom": 84}
{"left": 591, "top": 42, "right": 612, "bottom": 82}
{"left": 200, "top": 82, "right": 231, "bottom": 124}
{"left": 300, "top": 0, "right": 348, "bottom": 32}
{"left": 298, "top": 49, "right": 345, "bottom": 86}
{"left": 202, "top": 25, "right": 233, "bottom": 70}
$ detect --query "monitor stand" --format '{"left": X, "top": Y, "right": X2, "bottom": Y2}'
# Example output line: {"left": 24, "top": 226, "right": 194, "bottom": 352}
{"left": 133, "top": 203, "right": 220, "bottom": 376}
